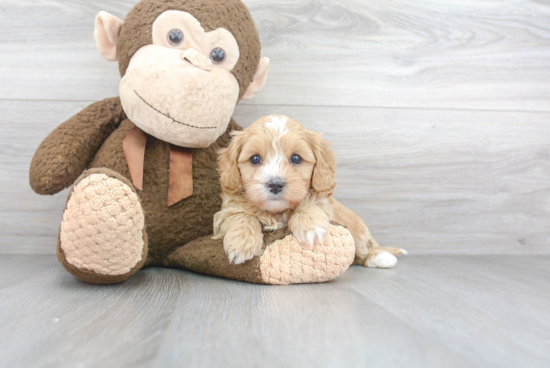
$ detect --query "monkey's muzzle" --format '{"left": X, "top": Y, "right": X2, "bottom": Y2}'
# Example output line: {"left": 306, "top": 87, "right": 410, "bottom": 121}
{"left": 182, "top": 48, "right": 212, "bottom": 72}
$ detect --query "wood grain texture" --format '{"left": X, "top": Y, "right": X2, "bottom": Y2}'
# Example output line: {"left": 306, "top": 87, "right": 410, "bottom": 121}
{"left": 0, "top": 264, "right": 187, "bottom": 368}
{"left": 0, "top": 0, "right": 549, "bottom": 110}
{"left": 1, "top": 0, "right": 549, "bottom": 255}
{"left": 0, "top": 255, "right": 549, "bottom": 368}
{"left": 235, "top": 105, "right": 550, "bottom": 255}
{"left": 3, "top": 100, "right": 549, "bottom": 255}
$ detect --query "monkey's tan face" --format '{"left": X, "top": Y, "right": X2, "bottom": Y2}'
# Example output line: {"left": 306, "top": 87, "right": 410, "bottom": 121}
{"left": 119, "top": 11, "right": 241, "bottom": 148}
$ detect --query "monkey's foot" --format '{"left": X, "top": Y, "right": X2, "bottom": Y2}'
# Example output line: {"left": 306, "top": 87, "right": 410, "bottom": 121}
{"left": 167, "top": 224, "right": 355, "bottom": 285}
{"left": 259, "top": 225, "right": 355, "bottom": 285}
{"left": 57, "top": 168, "right": 148, "bottom": 284}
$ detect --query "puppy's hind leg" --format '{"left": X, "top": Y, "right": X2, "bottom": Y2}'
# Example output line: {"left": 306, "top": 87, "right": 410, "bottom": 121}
{"left": 378, "top": 246, "right": 408, "bottom": 256}
{"left": 330, "top": 199, "right": 406, "bottom": 269}
{"left": 356, "top": 237, "right": 403, "bottom": 269}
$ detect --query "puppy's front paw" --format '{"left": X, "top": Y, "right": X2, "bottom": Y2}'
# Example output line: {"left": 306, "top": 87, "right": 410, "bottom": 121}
{"left": 289, "top": 211, "right": 330, "bottom": 246}
{"left": 223, "top": 226, "right": 264, "bottom": 265}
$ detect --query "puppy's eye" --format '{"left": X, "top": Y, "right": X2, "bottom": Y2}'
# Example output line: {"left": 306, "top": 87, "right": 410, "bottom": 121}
{"left": 168, "top": 29, "right": 184, "bottom": 46}
{"left": 290, "top": 154, "right": 302, "bottom": 164}
{"left": 250, "top": 155, "right": 262, "bottom": 165}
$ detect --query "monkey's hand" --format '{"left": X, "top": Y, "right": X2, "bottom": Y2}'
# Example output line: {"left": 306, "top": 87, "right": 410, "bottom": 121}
{"left": 30, "top": 97, "right": 125, "bottom": 195}
{"left": 289, "top": 203, "right": 331, "bottom": 246}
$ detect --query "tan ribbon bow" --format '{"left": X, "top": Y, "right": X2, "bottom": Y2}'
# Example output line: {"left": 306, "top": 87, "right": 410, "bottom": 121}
{"left": 123, "top": 127, "right": 193, "bottom": 206}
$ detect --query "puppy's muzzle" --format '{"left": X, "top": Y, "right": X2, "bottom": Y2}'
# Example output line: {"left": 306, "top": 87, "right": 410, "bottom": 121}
{"left": 267, "top": 180, "right": 285, "bottom": 195}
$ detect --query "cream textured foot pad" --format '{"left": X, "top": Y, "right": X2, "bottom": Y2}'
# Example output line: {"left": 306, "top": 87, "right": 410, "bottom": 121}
{"left": 60, "top": 173, "right": 145, "bottom": 276}
{"left": 259, "top": 225, "right": 355, "bottom": 285}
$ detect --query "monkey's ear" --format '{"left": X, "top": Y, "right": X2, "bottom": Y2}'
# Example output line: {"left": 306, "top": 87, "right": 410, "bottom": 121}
{"left": 94, "top": 11, "right": 124, "bottom": 62}
{"left": 241, "top": 57, "right": 270, "bottom": 100}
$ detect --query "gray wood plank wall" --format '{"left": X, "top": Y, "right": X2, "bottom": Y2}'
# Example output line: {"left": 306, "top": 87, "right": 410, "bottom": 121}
{"left": 1, "top": 0, "right": 549, "bottom": 255}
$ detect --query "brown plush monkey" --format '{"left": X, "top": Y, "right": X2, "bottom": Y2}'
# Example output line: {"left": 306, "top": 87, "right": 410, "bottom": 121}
{"left": 29, "top": 0, "right": 356, "bottom": 285}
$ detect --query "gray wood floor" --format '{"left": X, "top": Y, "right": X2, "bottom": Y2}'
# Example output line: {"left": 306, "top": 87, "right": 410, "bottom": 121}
{"left": 1, "top": 1, "right": 549, "bottom": 367}
{"left": 1, "top": 255, "right": 549, "bottom": 368}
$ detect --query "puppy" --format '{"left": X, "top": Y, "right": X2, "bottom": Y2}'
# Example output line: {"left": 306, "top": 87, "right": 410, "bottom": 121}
{"left": 213, "top": 115, "right": 406, "bottom": 266}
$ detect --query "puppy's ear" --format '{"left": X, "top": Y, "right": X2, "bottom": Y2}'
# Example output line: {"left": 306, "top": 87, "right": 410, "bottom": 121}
{"left": 218, "top": 131, "right": 245, "bottom": 194}
{"left": 310, "top": 132, "right": 336, "bottom": 196}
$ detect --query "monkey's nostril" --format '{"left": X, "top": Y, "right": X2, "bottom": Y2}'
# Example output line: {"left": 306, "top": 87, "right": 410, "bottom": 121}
{"left": 267, "top": 180, "right": 285, "bottom": 195}
{"left": 182, "top": 48, "right": 212, "bottom": 71}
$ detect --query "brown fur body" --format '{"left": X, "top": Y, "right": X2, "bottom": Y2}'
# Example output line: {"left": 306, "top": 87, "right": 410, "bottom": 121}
{"left": 29, "top": 0, "right": 264, "bottom": 279}
{"left": 89, "top": 114, "right": 241, "bottom": 265}
{"left": 30, "top": 96, "right": 240, "bottom": 266}
{"left": 28, "top": 0, "right": 375, "bottom": 284}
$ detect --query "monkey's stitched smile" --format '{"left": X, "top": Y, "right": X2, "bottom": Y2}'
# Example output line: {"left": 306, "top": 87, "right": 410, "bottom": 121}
{"left": 134, "top": 91, "right": 217, "bottom": 130}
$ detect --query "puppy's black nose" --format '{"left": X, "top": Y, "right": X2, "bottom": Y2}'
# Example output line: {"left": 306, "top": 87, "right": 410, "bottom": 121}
{"left": 268, "top": 180, "right": 285, "bottom": 194}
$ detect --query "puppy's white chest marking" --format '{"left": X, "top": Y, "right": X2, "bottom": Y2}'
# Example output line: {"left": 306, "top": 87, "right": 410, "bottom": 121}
{"left": 262, "top": 212, "right": 289, "bottom": 232}
{"left": 263, "top": 223, "right": 284, "bottom": 231}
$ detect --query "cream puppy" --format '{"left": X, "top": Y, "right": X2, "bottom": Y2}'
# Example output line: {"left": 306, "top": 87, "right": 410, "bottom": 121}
{"left": 213, "top": 115, "right": 406, "bottom": 266}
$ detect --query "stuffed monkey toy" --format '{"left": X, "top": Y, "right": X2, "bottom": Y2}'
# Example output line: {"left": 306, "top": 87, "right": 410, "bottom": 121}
{"left": 29, "top": 0, "right": 357, "bottom": 285}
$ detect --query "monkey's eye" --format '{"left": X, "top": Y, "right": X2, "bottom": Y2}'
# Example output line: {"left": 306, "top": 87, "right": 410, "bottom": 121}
{"left": 250, "top": 155, "right": 262, "bottom": 165}
{"left": 210, "top": 48, "right": 226, "bottom": 64}
{"left": 291, "top": 154, "right": 302, "bottom": 165}
{"left": 168, "top": 29, "right": 184, "bottom": 46}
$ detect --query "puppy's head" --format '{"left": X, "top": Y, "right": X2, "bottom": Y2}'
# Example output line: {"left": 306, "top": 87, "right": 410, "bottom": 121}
{"left": 218, "top": 115, "right": 336, "bottom": 213}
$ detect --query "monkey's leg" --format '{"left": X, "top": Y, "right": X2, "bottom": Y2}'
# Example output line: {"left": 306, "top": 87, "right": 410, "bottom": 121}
{"left": 165, "top": 224, "right": 355, "bottom": 285}
{"left": 57, "top": 168, "right": 148, "bottom": 284}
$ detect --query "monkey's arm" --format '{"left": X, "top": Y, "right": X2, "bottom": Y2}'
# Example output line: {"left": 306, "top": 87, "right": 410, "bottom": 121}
{"left": 30, "top": 97, "right": 125, "bottom": 195}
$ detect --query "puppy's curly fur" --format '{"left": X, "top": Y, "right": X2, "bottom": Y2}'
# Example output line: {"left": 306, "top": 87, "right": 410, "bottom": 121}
{"left": 214, "top": 115, "right": 406, "bottom": 266}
